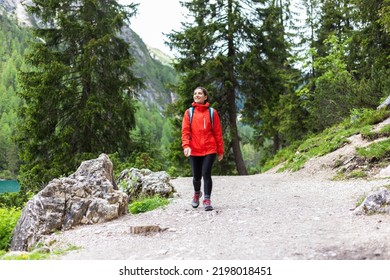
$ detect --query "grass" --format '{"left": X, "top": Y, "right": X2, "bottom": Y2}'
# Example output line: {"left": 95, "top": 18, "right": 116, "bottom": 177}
{"left": 0, "top": 250, "right": 5, "bottom": 258}
{"left": 262, "top": 108, "right": 390, "bottom": 173}
{"left": 355, "top": 195, "right": 366, "bottom": 208}
{"left": 0, "top": 207, "right": 22, "bottom": 251}
{"left": 356, "top": 138, "right": 390, "bottom": 160}
{"left": 361, "top": 124, "right": 390, "bottom": 140}
{"left": 128, "top": 195, "right": 170, "bottom": 214}
{"left": 348, "top": 169, "right": 367, "bottom": 179}
{"left": 0, "top": 243, "right": 81, "bottom": 260}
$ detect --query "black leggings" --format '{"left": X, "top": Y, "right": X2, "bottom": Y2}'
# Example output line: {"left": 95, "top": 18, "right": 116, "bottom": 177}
{"left": 190, "top": 154, "right": 216, "bottom": 198}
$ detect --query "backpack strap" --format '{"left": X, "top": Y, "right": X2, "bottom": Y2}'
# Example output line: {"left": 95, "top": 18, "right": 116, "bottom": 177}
{"left": 189, "top": 107, "right": 195, "bottom": 124}
{"left": 189, "top": 107, "right": 194, "bottom": 139}
{"left": 209, "top": 107, "right": 214, "bottom": 129}
{"left": 188, "top": 106, "right": 214, "bottom": 131}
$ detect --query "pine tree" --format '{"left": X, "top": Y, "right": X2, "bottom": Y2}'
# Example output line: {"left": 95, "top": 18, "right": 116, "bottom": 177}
{"left": 240, "top": 0, "right": 300, "bottom": 152}
{"left": 379, "top": 0, "right": 390, "bottom": 32}
{"left": 0, "top": 12, "right": 31, "bottom": 178}
{"left": 350, "top": 0, "right": 390, "bottom": 79}
{"left": 16, "top": 0, "right": 142, "bottom": 191}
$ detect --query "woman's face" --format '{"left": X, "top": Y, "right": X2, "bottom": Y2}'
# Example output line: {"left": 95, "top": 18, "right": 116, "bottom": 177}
{"left": 193, "top": 88, "right": 208, "bottom": 104}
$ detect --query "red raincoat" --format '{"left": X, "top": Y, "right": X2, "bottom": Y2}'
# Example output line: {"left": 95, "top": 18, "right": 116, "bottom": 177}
{"left": 182, "top": 102, "right": 224, "bottom": 157}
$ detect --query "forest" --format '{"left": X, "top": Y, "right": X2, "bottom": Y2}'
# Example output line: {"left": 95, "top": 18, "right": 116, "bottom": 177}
{"left": 0, "top": 0, "right": 390, "bottom": 199}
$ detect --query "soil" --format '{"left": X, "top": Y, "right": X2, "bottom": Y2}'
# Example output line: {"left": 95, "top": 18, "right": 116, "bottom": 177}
{"left": 54, "top": 123, "right": 390, "bottom": 260}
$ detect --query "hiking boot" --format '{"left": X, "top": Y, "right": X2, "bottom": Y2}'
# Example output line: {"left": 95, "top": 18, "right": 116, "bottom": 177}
{"left": 203, "top": 199, "right": 213, "bottom": 211}
{"left": 192, "top": 191, "right": 202, "bottom": 208}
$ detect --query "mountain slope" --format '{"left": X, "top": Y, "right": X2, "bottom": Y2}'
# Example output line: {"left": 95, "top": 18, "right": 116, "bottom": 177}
{"left": 120, "top": 26, "right": 177, "bottom": 109}
{"left": 0, "top": 0, "right": 177, "bottom": 110}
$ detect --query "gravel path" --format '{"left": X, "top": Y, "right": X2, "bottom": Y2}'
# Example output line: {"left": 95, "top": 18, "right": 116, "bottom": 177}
{"left": 56, "top": 172, "right": 390, "bottom": 260}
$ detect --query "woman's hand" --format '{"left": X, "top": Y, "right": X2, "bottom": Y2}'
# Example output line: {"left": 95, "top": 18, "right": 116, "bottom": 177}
{"left": 218, "top": 154, "right": 223, "bottom": 161}
{"left": 184, "top": 147, "right": 191, "bottom": 157}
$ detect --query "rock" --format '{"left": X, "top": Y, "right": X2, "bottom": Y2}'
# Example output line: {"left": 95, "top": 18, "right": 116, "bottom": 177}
{"left": 10, "top": 154, "right": 128, "bottom": 251}
{"left": 354, "top": 187, "right": 390, "bottom": 215}
{"left": 374, "top": 165, "right": 390, "bottom": 178}
{"left": 32, "top": 246, "right": 51, "bottom": 254}
{"left": 116, "top": 168, "right": 175, "bottom": 202}
{"left": 377, "top": 95, "right": 390, "bottom": 110}
{"left": 129, "top": 225, "right": 168, "bottom": 235}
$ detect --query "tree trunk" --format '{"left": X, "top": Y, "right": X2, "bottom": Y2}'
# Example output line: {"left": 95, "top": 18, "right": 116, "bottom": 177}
{"left": 226, "top": 0, "right": 248, "bottom": 175}
{"left": 227, "top": 88, "right": 248, "bottom": 175}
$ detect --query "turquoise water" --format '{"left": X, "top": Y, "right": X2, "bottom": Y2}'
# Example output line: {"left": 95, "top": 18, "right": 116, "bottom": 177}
{"left": 0, "top": 180, "right": 20, "bottom": 193}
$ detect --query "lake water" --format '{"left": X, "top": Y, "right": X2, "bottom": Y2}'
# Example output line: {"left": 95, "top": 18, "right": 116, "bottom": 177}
{"left": 0, "top": 180, "right": 20, "bottom": 193}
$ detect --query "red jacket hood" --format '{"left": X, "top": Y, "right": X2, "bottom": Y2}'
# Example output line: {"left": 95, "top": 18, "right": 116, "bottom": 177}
{"left": 191, "top": 102, "right": 210, "bottom": 109}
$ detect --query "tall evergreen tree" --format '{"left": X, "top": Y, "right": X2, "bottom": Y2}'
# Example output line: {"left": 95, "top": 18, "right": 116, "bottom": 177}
{"left": 240, "top": 0, "right": 300, "bottom": 152}
{"left": 379, "top": 0, "right": 390, "bottom": 32}
{"left": 350, "top": 0, "right": 390, "bottom": 79}
{"left": 0, "top": 12, "right": 31, "bottom": 178}
{"left": 16, "top": 0, "right": 142, "bottom": 191}
{"left": 314, "top": 0, "right": 353, "bottom": 60}
{"left": 351, "top": 0, "right": 390, "bottom": 108}
{"left": 296, "top": 0, "right": 321, "bottom": 81}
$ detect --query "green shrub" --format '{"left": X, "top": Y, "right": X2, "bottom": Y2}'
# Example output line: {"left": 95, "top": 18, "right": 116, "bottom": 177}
{"left": 0, "top": 170, "right": 15, "bottom": 180}
{"left": 128, "top": 195, "right": 169, "bottom": 214}
{"left": 0, "top": 191, "right": 32, "bottom": 208}
{"left": 0, "top": 207, "right": 21, "bottom": 250}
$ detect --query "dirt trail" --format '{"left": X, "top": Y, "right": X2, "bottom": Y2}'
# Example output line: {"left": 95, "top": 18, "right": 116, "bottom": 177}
{"left": 56, "top": 171, "right": 390, "bottom": 260}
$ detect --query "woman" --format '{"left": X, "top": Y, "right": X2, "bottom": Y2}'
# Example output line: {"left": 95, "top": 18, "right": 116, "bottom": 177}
{"left": 181, "top": 86, "right": 224, "bottom": 211}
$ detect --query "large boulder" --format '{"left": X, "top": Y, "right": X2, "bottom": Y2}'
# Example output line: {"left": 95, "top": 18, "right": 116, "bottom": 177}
{"left": 354, "top": 187, "right": 390, "bottom": 215}
{"left": 10, "top": 154, "right": 128, "bottom": 251}
{"left": 116, "top": 168, "right": 175, "bottom": 202}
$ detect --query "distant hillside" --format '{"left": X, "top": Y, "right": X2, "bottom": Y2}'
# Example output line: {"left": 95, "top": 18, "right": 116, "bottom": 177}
{"left": 148, "top": 46, "right": 176, "bottom": 67}
{"left": 120, "top": 26, "right": 178, "bottom": 109}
